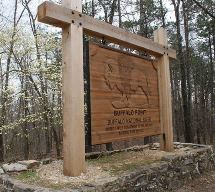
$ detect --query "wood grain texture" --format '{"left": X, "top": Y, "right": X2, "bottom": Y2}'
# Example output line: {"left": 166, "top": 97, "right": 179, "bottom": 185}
{"left": 37, "top": 1, "right": 176, "bottom": 59}
{"left": 90, "top": 43, "right": 162, "bottom": 145}
{"left": 62, "top": 0, "right": 85, "bottom": 176}
{"left": 154, "top": 28, "right": 174, "bottom": 152}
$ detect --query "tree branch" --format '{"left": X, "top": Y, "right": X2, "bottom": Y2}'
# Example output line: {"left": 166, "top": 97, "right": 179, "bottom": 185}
{"left": 192, "top": 0, "right": 215, "bottom": 19}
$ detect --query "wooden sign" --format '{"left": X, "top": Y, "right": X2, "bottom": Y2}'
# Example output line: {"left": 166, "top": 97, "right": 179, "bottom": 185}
{"left": 90, "top": 44, "right": 162, "bottom": 144}
{"left": 38, "top": 0, "right": 176, "bottom": 176}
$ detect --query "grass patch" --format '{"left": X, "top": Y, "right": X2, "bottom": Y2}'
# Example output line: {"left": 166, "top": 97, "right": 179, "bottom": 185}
{"left": 14, "top": 171, "right": 78, "bottom": 190}
{"left": 88, "top": 152, "right": 125, "bottom": 164}
{"left": 15, "top": 170, "right": 39, "bottom": 183}
{"left": 108, "top": 159, "right": 156, "bottom": 175}
{"left": 88, "top": 151, "right": 157, "bottom": 175}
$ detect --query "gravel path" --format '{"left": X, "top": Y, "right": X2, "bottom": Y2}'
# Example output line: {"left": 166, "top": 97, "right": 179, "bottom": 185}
{"left": 37, "top": 160, "right": 116, "bottom": 187}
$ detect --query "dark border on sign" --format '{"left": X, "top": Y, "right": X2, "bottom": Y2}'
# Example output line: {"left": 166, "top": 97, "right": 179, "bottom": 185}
{"left": 84, "top": 40, "right": 92, "bottom": 151}
{"left": 89, "top": 41, "right": 158, "bottom": 62}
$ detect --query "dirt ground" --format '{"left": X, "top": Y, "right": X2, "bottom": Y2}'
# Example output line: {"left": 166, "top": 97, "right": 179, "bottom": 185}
{"left": 175, "top": 171, "right": 215, "bottom": 192}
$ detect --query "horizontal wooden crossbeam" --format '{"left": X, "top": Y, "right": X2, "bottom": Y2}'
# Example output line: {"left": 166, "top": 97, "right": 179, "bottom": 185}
{"left": 38, "top": 1, "right": 176, "bottom": 59}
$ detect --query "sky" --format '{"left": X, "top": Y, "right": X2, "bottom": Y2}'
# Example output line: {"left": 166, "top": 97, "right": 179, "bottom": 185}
{"left": 1, "top": 0, "right": 176, "bottom": 24}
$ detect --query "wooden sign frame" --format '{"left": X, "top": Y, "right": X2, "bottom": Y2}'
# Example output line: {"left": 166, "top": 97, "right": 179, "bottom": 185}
{"left": 38, "top": 0, "right": 176, "bottom": 176}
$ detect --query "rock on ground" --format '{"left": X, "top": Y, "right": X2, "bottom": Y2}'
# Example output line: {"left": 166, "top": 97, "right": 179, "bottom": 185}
{"left": 18, "top": 160, "right": 40, "bottom": 169}
{"left": 0, "top": 168, "right": 4, "bottom": 174}
{"left": 2, "top": 163, "right": 28, "bottom": 172}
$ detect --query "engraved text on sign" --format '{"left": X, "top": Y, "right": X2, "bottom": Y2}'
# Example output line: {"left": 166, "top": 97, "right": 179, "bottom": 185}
{"left": 90, "top": 43, "right": 161, "bottom": 145}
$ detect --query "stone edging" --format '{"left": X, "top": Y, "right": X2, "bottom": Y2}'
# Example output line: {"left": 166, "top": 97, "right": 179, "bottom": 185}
{"left": 0, "top": 143, "right": 214, "bottom": 192}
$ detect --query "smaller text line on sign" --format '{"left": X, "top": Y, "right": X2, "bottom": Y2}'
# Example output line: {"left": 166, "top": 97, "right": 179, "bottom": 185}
{"left": 90, "top": 43, "right": 162, "bottom": 145}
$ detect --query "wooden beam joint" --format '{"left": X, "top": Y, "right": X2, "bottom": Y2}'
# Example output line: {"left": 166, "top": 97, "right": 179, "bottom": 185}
{"left": 38, "top": 1, "right": 176, "bottom": 59}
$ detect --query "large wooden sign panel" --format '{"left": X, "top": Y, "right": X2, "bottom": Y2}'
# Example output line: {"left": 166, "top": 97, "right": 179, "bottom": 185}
{"left": 90, "top": 43, "right": 161, "bottom": 145}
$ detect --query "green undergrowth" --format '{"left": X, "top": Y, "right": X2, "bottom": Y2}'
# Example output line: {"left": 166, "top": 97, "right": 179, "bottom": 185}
{"left": 88, "top": 151, "right": 157, "bottom": 175}
{"left": 108, "top": 159, "right": 156, "bottom": 175}
{"left": 15, "top": 170, "right": 39, "bottom": 182}
{"left": 13, "top": 170, "right": 76, "bottom": 189}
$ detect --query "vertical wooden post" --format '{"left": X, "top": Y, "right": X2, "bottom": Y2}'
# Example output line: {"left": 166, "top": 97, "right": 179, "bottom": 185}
{"left": 62, "top": 0, "right": 86, "bottom": 176}
{"left": 154, "top": 27, "right": 174, "bottom": 151}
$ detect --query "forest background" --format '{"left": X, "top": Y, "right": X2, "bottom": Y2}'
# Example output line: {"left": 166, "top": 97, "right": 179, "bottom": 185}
{"left": 0, "top": 0, "right": 214, "bottom": 161}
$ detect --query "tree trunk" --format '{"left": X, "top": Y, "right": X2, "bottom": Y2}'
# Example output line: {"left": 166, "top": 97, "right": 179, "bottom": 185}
{"left": 182, "top": 0, "right": 193, "bottom": 142}
{"left": 159, "top": 0, "right": 166, "bottom": 28}
{"left": 172, "top": 0, "right": 193, "bottom": 143}
{"left": 208, "top": 31, "right": 214, "bottom": 143}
